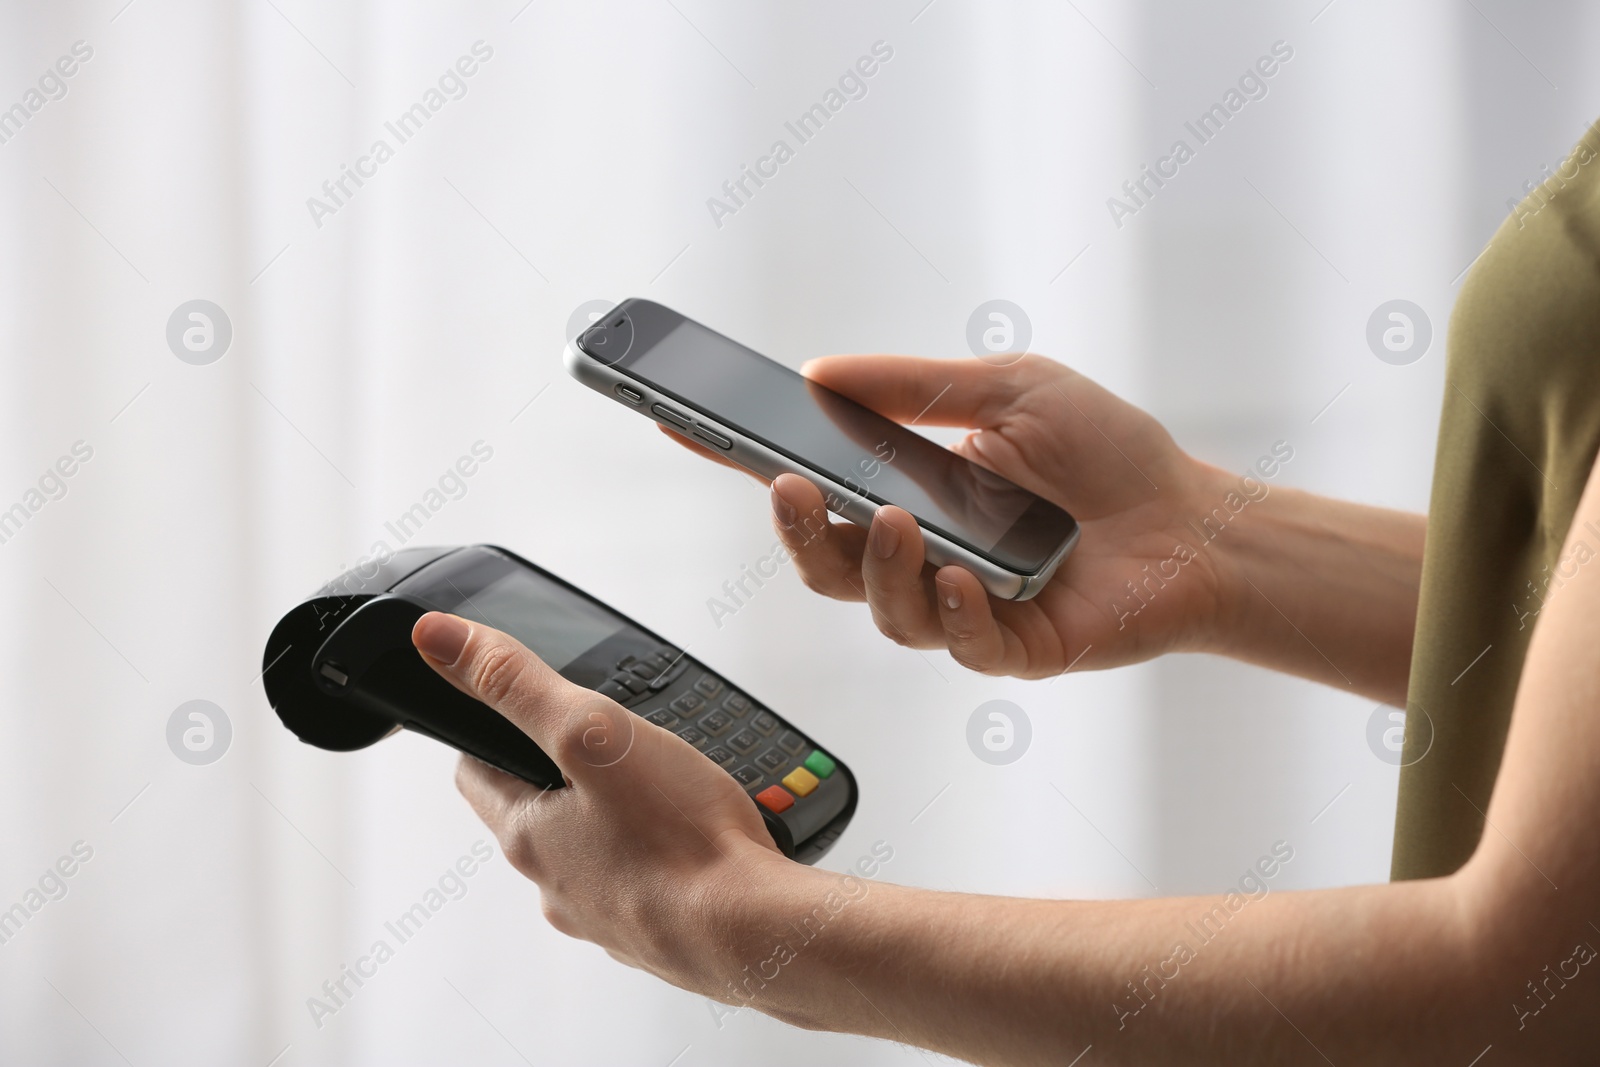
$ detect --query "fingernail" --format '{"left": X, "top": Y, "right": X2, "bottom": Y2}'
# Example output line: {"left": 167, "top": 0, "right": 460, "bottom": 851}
{"left": 936, "top": 578, "right": 962, "bottom": 611}
{"left": 771, "top": 486, "right": 797, "bottom": 528}
{"left": 414, "top": 612, "right": 470, "bottom": 665}
{"left": 869, "top": 515, "right": 900, "bottom": 559}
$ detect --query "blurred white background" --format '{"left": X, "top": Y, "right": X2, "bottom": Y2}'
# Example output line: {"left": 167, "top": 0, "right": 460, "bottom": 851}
{"left": 1, "top": 0, "right": 1596, "bottom": 1063}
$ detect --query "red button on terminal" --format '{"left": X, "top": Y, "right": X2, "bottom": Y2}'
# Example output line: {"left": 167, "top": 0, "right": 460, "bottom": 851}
{"left": 755, "top": 785, "right": 793, "bottom": 814}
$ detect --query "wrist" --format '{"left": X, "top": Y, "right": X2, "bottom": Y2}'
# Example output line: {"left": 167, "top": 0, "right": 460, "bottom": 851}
{"left": 677, "top": 834, "right": 816, "bottom": 999}
{"left": 1164, "top": 457, "right": 1250, "bottom": 657}
{"left": 1181, "top": 458, "right": 1313, "bottom": 660}
{"left": 691, "top": 836, "right": 877, "bottom": 1026}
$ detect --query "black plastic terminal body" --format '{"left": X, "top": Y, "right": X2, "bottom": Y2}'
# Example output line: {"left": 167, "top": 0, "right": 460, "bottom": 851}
{"left": 261, "top": 545, "right": 857, "bottom": 864}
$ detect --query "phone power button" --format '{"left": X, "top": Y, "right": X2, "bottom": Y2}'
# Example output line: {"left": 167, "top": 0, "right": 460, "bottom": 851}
{"left": 615, "top": 384, "right": 644, "bottom": 405}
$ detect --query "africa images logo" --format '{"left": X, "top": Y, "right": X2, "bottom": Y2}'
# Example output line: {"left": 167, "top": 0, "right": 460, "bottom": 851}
{"left": 166, "top": 300, "right": 232, "bottom": 365}
{"left": 166, "top": 700, "right": 232, "bottom": 765}
{"left": 967, "top": 700, "right": 1031, "bottom": 765}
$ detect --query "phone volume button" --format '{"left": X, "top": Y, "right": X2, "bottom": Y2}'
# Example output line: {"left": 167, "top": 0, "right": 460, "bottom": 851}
{"left": 692, "top": 426, "right": 732, "bottom": 450}
{"left": 615, "top": 384, "right": 644, "bottom": 405}
{"left": 651, "top": 403, "right": 692, "bottom": 429}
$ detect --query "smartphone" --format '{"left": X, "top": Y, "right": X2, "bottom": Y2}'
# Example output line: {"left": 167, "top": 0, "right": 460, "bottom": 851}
{"left": 564, "top": 298, "right": 1080, "bottom": 600}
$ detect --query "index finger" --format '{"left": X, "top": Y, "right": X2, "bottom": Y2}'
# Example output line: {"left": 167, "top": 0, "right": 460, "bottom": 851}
{"left": 801, "top": 353, "right": 1038, "bottom": 428}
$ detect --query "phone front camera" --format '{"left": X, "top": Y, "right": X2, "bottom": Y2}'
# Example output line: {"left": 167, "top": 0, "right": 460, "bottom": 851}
{"left": 582, "top": 312, "right": 633, "bottom": 365}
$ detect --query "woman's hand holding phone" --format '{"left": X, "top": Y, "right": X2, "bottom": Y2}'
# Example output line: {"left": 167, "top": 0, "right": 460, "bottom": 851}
{"left": 673, "top": 353, "right": 1241, "bottom": 680}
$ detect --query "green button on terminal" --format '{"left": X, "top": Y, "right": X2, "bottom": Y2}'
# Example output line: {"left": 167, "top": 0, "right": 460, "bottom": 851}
{"left": 803, "top": 749, "right": 836, "bottom": 779}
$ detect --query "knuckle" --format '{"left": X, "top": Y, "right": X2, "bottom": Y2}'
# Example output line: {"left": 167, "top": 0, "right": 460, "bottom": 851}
{"left": 548, "top": 717, "right": 593, "bottom": 768}
{"left": 947, "top": 623, "right": 983, "bottom": 645}
{"left": 780, "top": 525, "right": 821, "bottom": 558}
{"left": 453, "top": 759, "right": 476, "bottom": 797}
{"left": 549, "top": 695, "right": 627, "bottom": 768}
{"left": 948, "top": 647, "right": 989, "bottom": 672}
{"left": 500, "top": 825, "right": 538, "bottom": 878}
{"left": 541, "top": 896, "right": 578, "bottom": 937}
{"left": 796, "top": 569, "right": 827, "bottom": 594}
{"left": 470, "top": 641, "right": 527, "bottom": 706}
{"left": 797, "top": 566, "right": 841, "bottom": 597}
{"left": 945, "top": 630, "right": 994, "bottom": 671}
{"left": 871, "top": 612, "right": 913, "bottom": 647}
{"left": 792, "top": 511, "right": 833, "bottom": 548}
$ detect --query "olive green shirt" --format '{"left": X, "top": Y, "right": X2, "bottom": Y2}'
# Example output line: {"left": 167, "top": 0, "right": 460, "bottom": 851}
{"left": 1393, "top": 120, "right": 1600, "bottom": 880}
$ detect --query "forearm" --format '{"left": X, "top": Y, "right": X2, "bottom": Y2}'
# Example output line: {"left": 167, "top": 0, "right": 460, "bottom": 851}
{"left": 1198, "top": 475, "right": 1425, "bottom": 704}
{"left": 708, "top": 849, "right": 1529, "bottom": 1066}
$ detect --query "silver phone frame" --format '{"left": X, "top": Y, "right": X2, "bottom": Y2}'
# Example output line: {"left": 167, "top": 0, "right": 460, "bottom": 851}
{"left": 563, "top": 336, "right": 1078, "bottom": 602}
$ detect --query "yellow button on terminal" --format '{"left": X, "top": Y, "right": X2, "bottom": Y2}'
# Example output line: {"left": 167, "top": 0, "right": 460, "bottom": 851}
{"left": 782, "top": 766, "right": 820, "bottom": 798}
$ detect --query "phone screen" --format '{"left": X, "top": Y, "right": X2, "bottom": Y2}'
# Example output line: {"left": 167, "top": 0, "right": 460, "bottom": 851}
{"left": 608, "top": 306, "right": 1076, "bottom": 573}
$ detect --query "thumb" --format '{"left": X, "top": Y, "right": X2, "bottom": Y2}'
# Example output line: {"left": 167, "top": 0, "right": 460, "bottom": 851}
{"left": 800, "top": 353, "right": 1039, "bottom": 429}
{"left": 412, "top": 612, "right": 629, "bottom": 781}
